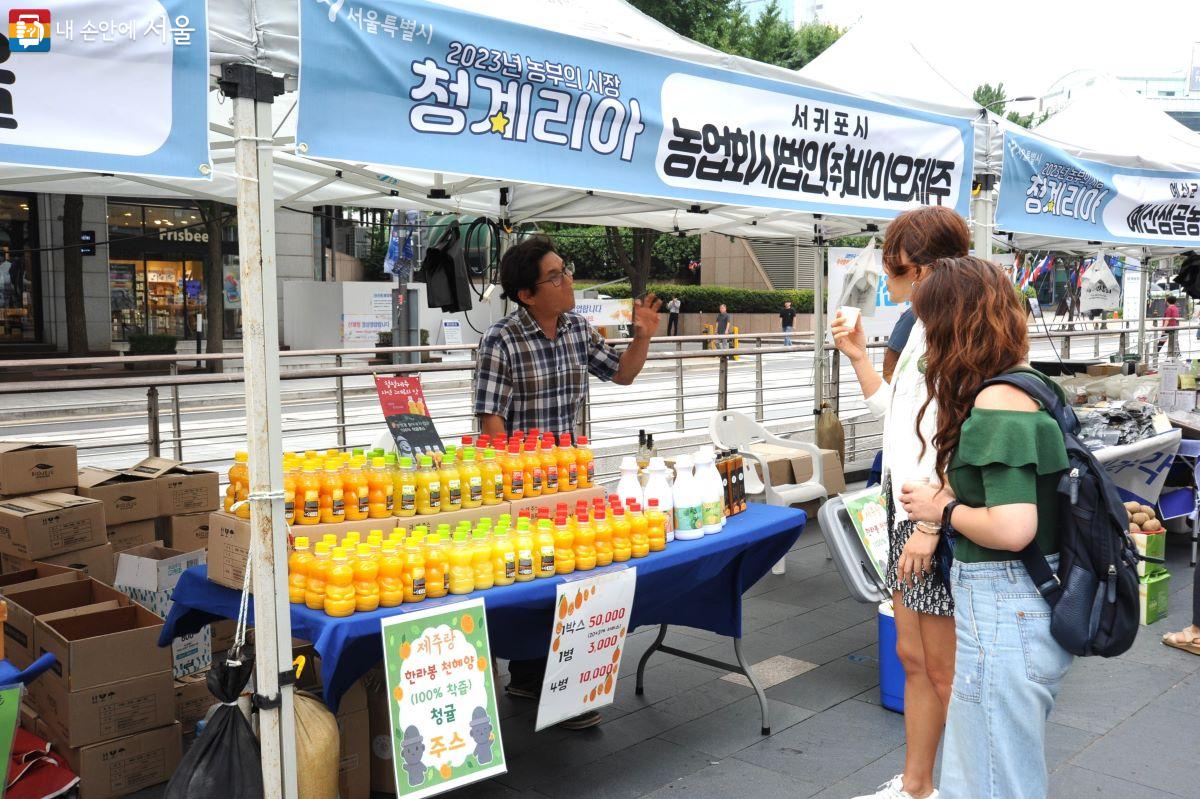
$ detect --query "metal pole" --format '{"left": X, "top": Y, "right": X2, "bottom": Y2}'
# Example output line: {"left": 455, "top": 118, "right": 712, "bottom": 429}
{"left": 813, "top": 231, "right": 826, "bottom": 415}
{"left": 1138, "top": 252, "right": 1150, "bottom": 362}
{"left": 170, "top": 363, "right": 183, "bottom": 461}
{"left": 718, "top": 355, "right": 729, "bottom": 412}
{"left": 675, "top": 340, "right": 684, "bottom": 431}
{"left": 335, "top": 354, "right": 347, "bottom": 448}
{"left": 831, "top": 349, "right": 841, "bottom": 415}
{"left": 223, "top": 64, "right": 297, "bottom": 799}
{"left": 754, "top": 337, "right": 764, "bottom": 421}
{"left": 147, "top": 387, "right": 161, "bottom": 458}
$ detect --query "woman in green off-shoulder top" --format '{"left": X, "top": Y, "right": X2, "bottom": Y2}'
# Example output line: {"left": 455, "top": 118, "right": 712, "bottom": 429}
{"left": 898, "top": 257, "right": 1073, "bottom": 799}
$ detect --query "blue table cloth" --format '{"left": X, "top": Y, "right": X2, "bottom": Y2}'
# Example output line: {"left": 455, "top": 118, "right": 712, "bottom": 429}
{"left": 161, "top": 503, "right": 806, "bottom": 710}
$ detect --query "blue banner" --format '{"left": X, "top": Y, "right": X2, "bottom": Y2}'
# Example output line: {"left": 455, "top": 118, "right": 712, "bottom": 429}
{"left": 297, "top": 0, "right": 974, "bottom": 220}
{"left": 0, "top": 0, "right": 209, "bottom": 179}
{"left": 997, "top": 129, "right": 1200, "bottom": 247}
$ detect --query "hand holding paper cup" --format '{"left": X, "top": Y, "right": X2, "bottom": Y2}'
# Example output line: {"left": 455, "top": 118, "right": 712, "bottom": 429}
{"left": 837, "top": 306, "right": 861, "bottom": 330}
{"left": 830, "top": 307, "right": 867, "bottom": 362}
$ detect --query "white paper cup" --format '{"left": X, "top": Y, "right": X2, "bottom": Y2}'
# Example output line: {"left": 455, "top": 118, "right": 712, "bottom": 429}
{"left": 837, "top": 306, "right": 861, "bottom": 329}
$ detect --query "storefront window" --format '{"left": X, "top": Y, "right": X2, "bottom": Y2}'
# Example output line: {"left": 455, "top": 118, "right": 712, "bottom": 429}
{"left": 0, "top": 193, "right": 40, "bottom": 342}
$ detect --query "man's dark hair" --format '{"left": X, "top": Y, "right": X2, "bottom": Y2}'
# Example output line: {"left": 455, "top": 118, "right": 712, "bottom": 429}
{"left": 500, "top": 235, "right": 557, "bottom": 306}
{"left": 1167, "top": 295, "right": 1177, "bottom": 305}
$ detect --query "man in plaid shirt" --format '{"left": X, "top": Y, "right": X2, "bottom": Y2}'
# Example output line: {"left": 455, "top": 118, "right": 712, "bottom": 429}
{"left": 473, "top": 235, "right": 661, "bottom": 729}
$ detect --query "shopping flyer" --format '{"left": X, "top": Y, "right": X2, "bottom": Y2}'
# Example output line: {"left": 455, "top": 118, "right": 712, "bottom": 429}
{"left": 375, "top": 374, "right": 446, "bottom": 460}
{"left": 382, "top": 599, "right": 505, "bottom": 798}
{"left": 841, "top": 488, "right": 889, "bottom": 585}
{"left": 535, "top": 568, "right": 637, "bottom": 731}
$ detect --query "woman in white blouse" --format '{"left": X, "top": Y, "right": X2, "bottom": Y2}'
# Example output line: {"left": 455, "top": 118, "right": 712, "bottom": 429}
{"left": 832, "top": 206, "right": 970, "bottom": 799}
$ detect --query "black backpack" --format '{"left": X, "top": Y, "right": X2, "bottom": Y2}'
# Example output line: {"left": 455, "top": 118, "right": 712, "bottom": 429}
{"left": 979, "top": 372, "right": 1142, "bottom": 658}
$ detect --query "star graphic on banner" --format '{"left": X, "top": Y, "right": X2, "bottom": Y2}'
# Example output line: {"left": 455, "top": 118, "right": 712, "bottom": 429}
{"left": 488, "top": 111, "right": 510, "bottom": 135}
{"left": 1045, "top": 199, "right": 1055, "bottom": 213}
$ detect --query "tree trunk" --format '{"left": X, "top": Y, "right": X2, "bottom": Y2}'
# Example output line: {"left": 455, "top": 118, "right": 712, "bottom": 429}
{"left": 604, "top": 227, "right": 658, "bottom": 298}
{"left": 198, "top": 202, "right": 225, "bottom": 372}
{"left": 62, "top": 195, "right": 88, "bottom": 356}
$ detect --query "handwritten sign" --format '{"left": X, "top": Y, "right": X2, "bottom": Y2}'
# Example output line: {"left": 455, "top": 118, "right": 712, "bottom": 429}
{"left": 375, "top": 375, "right": 445, "bottom": 460}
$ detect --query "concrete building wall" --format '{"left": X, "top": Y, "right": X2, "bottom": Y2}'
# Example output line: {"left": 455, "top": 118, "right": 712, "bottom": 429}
{"left": 700, "top": 235, "right": 773, "bottom": 290}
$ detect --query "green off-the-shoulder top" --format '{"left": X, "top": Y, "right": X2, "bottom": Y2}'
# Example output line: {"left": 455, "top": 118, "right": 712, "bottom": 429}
{"left": 946, "top": 373, "right": 1070, "bottom": 564}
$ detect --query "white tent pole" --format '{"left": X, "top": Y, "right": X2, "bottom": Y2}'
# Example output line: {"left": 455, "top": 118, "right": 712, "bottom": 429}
{"left": 1139, "top": 249, "right": 1150, "bottom": 362}
{"left": 223, "top": 63, "right": 298, "bottom": 799}
{"left": 813, "top": 222, "right": 826, "bottom": 414}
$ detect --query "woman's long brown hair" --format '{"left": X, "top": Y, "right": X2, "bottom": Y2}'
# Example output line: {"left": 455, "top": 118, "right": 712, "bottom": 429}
{"left": 913, "top": 256, "right": 1029, "bottom": 482}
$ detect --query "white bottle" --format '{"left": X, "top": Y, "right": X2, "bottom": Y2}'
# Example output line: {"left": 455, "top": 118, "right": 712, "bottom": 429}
{"left": 616, "top": 456, "right": 645, "bottom": 509}
{"left": 672, "top": 455, "right": 704, "bottom": 540}
{"left": 694, "top": 449, "right": 725, "bottom": 534}
{"left": 644, "top": 457, "right": 675, "bottom": 542}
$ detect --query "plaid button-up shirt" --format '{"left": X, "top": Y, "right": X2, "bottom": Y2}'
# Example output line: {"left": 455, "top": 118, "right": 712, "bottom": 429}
{"left": 473, "top": 306, "right": 622, "bottom": 435}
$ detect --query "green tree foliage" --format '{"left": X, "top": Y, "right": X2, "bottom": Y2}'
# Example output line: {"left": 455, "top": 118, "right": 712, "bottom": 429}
{"left": 972, "top": 82, "right": 1050, "bottom": 129}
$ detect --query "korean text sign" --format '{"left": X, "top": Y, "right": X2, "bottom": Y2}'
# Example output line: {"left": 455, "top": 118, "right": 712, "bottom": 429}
{"left": 375, "top": 374, "right": 445, "bottom": 460}
{"left": 0, "top": 0, "right": 209, "bottom": 177}
{"left": 997, "top": 130, "right": 1200, "bottom": 247}
{"left": 382, "top": 599, "right": 506, "bottom": 798}
{"left": 536, "top": 568, "right": 636, "bottom": 730}
{"left": 298, "top": 0, "right": 974, "bottom": 220}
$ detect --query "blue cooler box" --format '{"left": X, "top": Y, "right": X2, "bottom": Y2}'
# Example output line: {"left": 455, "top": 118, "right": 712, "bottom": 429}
{"left": 878, "top": 601, "right": 905, "bottom": 714}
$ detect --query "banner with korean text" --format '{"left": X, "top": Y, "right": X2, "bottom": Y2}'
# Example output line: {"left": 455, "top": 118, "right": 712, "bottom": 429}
{"left": 0, "top": 0, "right": 209, "bottom": 178}
{"left": 997, "top": 129, "right": 1200, "bottom": 247}
{"left": 297, "top": 0, "right": 974, "bottom": 220}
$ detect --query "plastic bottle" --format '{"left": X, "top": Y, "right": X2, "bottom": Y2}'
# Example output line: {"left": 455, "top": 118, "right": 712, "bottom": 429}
{"left": 415, "top": 455, "right": 441, "bottom": 516}
{"left": 288, "top": 536, "right": 313, "bottom": 603}
{"left": 319, "top": 458, "right": 346, "bottom": 524}
{"left": 593, "top": 506, "right": 614, "bottom": 567}
{"left": 553, "top": 515, "right": 576, "bottom": 574}
{"left": 393, "top": 456, "right": 417, "bottom": 518}
{"left": 303, "top": 542, "right": 331, "bottom": 609}
{"left": 352, "top": 543, "right": 381, "bottom": 612}
{"left": 514, "top": 519, "right": 536, "bottom": 582}
{"left": 534, "top": 519, "right": 557, "bottom": 578}
{"left": 424, "top": 534, "right": 450, "bottom": 599}
{"left": 472, "top": 530, "right": 495, "bottom": 590}
{"left": 539, "top": 438, "right": 559, "bottom": 496}
{"left": 282, "top": 458, "right": 298, "bottom": 525}
{"left": 695, "top": 448, "right": 726, "bottom": 534}
{"left": 459, "top": 447, "right": 484, "bottom": 509}
{"left": 378, "top": 541, "right": 405, "bottom": 607}
{"left": 439, "top": 452, "right": 462, "bottom": 513}
{"left": 491, "top": 527, "right": 517, "bottom": 587}
{"left": 367, "top": 457, "right": 392, "bottom": 519}
{"left": 448, "top": 532, "right": 475, "bottom": 595}
{"left": 671, "top": 455, "right": 704, "bottom": 540}
{"left": 576, "top": 436, "right": 594, "bottom": 489}
{"left": 632, "top": 502, "right": 654, "bottom": 556}
{"left": 403, "top": 539, "right": 427, "bottom": 603}
{"left": 343, "top": 456, "right": 368, "bottom": 522}
{"left": 556, "top": 434, "right": 578, "bottom": 492}
{"left": 343, "top": 531, "right": 361, "bottom": 551}
{"left": 324, "top": 548, "right": 356, "bottom": 617}
{"left": 226, "top": 451, "right": 249, "bottom": 516}
{"left": 644, "top": 457, "right": 675, "bottom": 543}
{"left": 502, "top": 443, "right": 525, "bottom": 501}
{"left": 611, "top": 506, "right": 632, "bottom": 562}
{"left": 480, "top": 448, "right": 504, "bottom": 506}
{"left": 321, "top": 533, "right": 339, "bottom": 549}
{"left": 296, "top": 460, "right": 322, "bottom": 526}
{"left": 615, "top": 456, "right": 644, "bottom": 509}
{"left": 522, "top": 441, "right": 544, "bottom": 499}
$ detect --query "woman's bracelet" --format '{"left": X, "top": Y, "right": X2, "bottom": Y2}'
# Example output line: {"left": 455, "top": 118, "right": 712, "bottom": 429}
{"left": 914, "top": 521, "right": 941, "bottom": 536}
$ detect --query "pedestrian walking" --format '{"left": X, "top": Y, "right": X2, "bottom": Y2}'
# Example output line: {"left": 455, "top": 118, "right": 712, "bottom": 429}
{"left": 715, "top": 303, "right": 731, "bottom": 349}
{"left": 779, "top": 300, "right": 796, "bottom": 346}
{"left": 666, "top": 296, "right": 681, "bottom": 336}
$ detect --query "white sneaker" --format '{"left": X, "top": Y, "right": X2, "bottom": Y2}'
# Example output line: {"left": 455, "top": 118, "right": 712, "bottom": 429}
{"left": 851, "top": 775, "right": 940, "bottom": 799}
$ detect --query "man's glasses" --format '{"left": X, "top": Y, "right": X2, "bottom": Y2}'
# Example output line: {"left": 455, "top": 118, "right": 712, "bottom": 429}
{"left": 534, "top": 263, "right": 575, "bottom": 287}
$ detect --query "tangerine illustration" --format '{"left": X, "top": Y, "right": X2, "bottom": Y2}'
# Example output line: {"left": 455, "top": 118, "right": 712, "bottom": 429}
{"left": 612, "top": 647, "right": 621, "bottom": 663}
{"left": 552, "top": 637, "right": 560, "bottom": 652}
{"left": 440, "top": 764, "right": 453, "bottom": 779}
{"left": 556, "top": 622, "right": 563, "bottom": 635}
{"left": 574, "top": 590, "right": 583, "bottom": 609}
{"left": 558, "top": 597, "right": 568, "bottom": 620}
{"left": 461, "top": 614, "right": 475, "bottom": 634}
{"left": 604, "top": 674, "right": 614, "bottom": 694}
{"left": 393, "top": 685, "right": 404, "bottom": 702}
{"left": 399, "top": 640, "right": 412, "bottom": 659}
{"left": 477, "top": 657, "right": 488, "bottom": 672}
{"left": 620, "top": 627, "right": 627, "bottom": 638}
{"left": 589, "top": 687, "right": 598, "bottom": 701}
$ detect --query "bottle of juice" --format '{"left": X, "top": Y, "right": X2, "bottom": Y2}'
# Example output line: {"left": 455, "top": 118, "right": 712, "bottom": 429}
{"left": 319, "top": 459, "right": 346, "bottom": 523}
{"left": 378, "top": 541, "right": 405, "bottom": 607}
{"left": 459, "top": 448, "right": 484, "bottom": 509}
{"left": 304, "top": 542, "right": 331, "bottom": 609}
{"left": 522, "top": 441, "right": 543, "bottom": 499}
{"left": 403, "top": 539, "right": 427, "bottom": 603}
{"left": 503, "top": 443, "right": 525, "bottom": 501}
{"left": 439, "top": 452, "right": 462, "bottom": 513}
{"left": 424, "top": 534, "right": 450, "bottom": 599}
{"left": 479, "top": 448, "right": 503, "bottom": 506}
{"left": 471, "top": 530, "right": 494, "bottom": 590}
{"left": 514, "top": 519, "right": 536, "bottom": 582}
{"left": 449, "top": 532, "right": 475, "bottom": 595}
{"left": 343, "top": 457, "right": 368, "bottom": 521}
{"left": 283, "top": 458, "right": 298, "bottom": 525}
{"left": 415, "top": 455, "right": 441, "bottom": 516}
{"left": 492, "top": 527, "right": 517, "bottom": 587}
{"left": 324, "top": 548, "right": 356, "bottom": 617}
{"left": 556, "top": 434, "right": 578, "bottom": 492}
{"left": 593, "top": 506, "right": 614, "bottom": 567}
{"left": 644, "top": 499, "right": 665, "bottom": 553}
{"left": 535, "top": 519, "right": 556, "bottom": 578}
{"left": 533, "top": 438, "right": 556, "bottom": 497}
{"left": 576, "top": 436, "right": 594, "bottom": 489}
{"left": 394, "top": 456, "right": 417, "bottom": 518}
{"left": 553, "top": 515, "right": 576, "bottom": 574}
{"left": 304, "top": 450, "right": 319, "bottom": 460}
{"left": 383, "top": 454, "right": 399, "bottom": 514}
{"left": 288, "top": 536, "right": 313, "bottom": 603}
{"left": 296, "top": 460, "right": 322, "bottom": 526}
{"left": 227, "top": 451, "right": 249, "bottom": 515}
{"left": 343, "top": 531, "right": 361, "bottom": 551}
{"left": 611, "top": 506, "right": 632, "bottom": 562}
{"left": 574, "top": 512, "right": 596, "bottom": 571}
{"left": 368, "top": 457, "right": 392, "bottom": 519}
{"left": 353, "top": 543, "right": 380, "bottom": 612}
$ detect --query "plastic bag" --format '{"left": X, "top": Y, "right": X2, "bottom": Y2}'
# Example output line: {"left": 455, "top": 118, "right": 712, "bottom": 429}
{"left": 815, "top": 402, "right": 845, "bottom": 466}
{"left": 294, "top": 692, "right": 340, "bottom": 799}
{"left": 165, "top": 655, "right": 263, "bottom": 799}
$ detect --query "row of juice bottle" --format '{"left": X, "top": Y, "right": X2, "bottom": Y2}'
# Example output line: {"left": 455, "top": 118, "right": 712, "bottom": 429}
{"left": 287, "top": 494, "right": 669, "bottom": 616}
{"left": 224, "top": 430, "right": 596, "bottom": 522}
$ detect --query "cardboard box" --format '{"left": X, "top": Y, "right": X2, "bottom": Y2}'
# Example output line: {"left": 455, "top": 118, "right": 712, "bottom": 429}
{"left": 507, "top": 487, "right": 605, "bottom": 517}
{"left": 29, "top": 669, "right": 174, "bottom": 747}
{"left": 0, "top": 562, "right": 80, "bottom": 595}
{"left": 1087, "top": 363, "right": 1124, "bottom": 377}
{"left": 174, "top": 671, "right": 212, "bottom": 735}
{"left": 1130, "top": 531, "right": 1167, "bottom": 578}
{"left": 337, "top": 679, "right": 370, "bottom": 799}
{"left": 114, "top": 543, "right": 210, "bottom": 678}
{"left": 210, "top": 619, "right": 236, "bottom": 653}
{"left": 790, "top": 448, "right": 847, "bottom": 495}
{"left": 743, "top": 443, "right": 798, "bottom": 488}
{"left": 37, "top": 604, "right": 171, "bottom": 692}
{"left": 52, "top": 722, "right": 181, "bottom": 799}
{"left": 164, "top": 512, "right": 210, "bottom": 552}
{"left": 107, "top": 519, "right": 158, "bottom": 554}
{"left": 4, "top": 578, "right": 130, "bottom": 662}
{"left": 0, "top": 492, "right": 107, "bottom": 560}
{"left": 125, "top": 458, "right": 220, "bottom": 516}
{"left": 206, "top": 512, "right": 252, "bottom": 590}
{"left": 364, "top": 666, "right": 396, "bottom": 794}
{"left": 0, "top": 442, "right": 77, "bottom": 497}
{"left": 76, "top": 468, "right": 159, "bottom": 526}
{"left": 19, "top": 702, "right": 38, "bottom": 734}
{"left": 3, "top": 543, "right": 117, "bottom": 586}
{"left": 741, "top": 445, "right": 846, "bottom": 495}
{"left": 1139, "top": 570, "right": 1170, "bottom": 626}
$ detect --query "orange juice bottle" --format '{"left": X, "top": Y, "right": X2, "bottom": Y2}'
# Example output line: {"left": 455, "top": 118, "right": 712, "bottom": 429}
{"left": 226, "top": 451, "right": 249, "bottom": 515}
{"left": 503, "top": 443, "right": 525, "bottom": 501}
{"left": 323, "top": 548, "right": 356, "bottom": 617}
{"left": 304, "top": 542, "right": 331, "bottom": 609}
{"left": 448, "top": 532, "right": 475, "bottom": 594}
{"left": 288, "top": 536, "right": 314, "bottom": 603}
{"left": 319, "top": 459, "right": 346, "bottom": 523}
{"left": 492, "top": 527, "right": 517, "bottom": 587}
{"left": 535, "top": 519, "right": 556, "bottom": 578}
{"left": 459, "top": 448, "right": 484, "bottom": 509}
{"left": 367, "top": 457, "right": 392, "bottom": 518}
{"left": 576, "top": 436, "right": 594, "bottom": 489}
{"left": 574, "top": 512, "right": 596, "bottom": 571}
{"left": 593, "top": 506, "right": 614, "bottom": 567}
{"left": 439, "top": 452, "right": 462, "bottom": 513}
{"left": 296, "top": 460, "right": 322, "bottom": 526}
{"left": 514, "top": 519, "right": 536, "bottom": 582}
{"left": 471, "top": 529, "right": 494, "bottom": 590}
{"left": 282, "top": 458, "right": 298, "bottom": 525}
{"left": 553, "top": 515, "right": 575, "bottom": 574}
{"left": 403, "top": 539, "right": 427, "bottom": 603}
{"left": 480, "top": 448, "right": 504, "bottom": 505}
{"left": 523, "top": 441, "right": 544, "bottom": 499}
{"left": 557, "top": 434, "right": 578, "bottom": 492}
{"left": 394, "top": 456, "right": 417, "bottom": 518}
{"left": 343, "top": 457, "right": 368, "bottom": 521}
{"left": 378, "top": 541, "right": 405, "bottom": 607}
{"left": 415, "top": 455, "right": 441, "bottom": 515}
{"left": 425, "top": 534, "right": 450, "bottom": 598}
{"left": 383, "top": 454, "right": 399, "bottom": 515}
{"left": 539, "top": 438, "right": 559, "bottom": 496}
{"left": 353, "top": 544, "right": 380, "bottom": 612}
{"left": 643, "top": 500, "right": 664, "bottom": 553}
{"left": 610, "top": 504, "right": 631, "bottom": 560}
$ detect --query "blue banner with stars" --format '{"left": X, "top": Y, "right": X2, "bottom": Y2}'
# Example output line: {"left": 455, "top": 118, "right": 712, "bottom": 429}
{"left": 297, "top": 0, "right": 974, "bottom": 220}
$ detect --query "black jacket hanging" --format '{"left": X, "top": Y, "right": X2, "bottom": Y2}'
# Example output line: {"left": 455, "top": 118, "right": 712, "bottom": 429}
{"left": 418, "top": 221, "right": 474, "bottom": 313}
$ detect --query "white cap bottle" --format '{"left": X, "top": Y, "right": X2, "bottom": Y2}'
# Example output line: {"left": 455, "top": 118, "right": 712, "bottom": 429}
{"left": 672, "top": 455, "right": 704, "bottom": 540}
{"left": 616, "top": 456, "right": 645, "bottom": 509}
{"left": 694, "top": 449, "right": 725, "bottom": 534}
{"left": 644, "top": 457, "right": 675, "bottom": 542}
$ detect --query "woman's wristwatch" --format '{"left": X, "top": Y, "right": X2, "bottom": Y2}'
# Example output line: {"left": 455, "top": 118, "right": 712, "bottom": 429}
{"left": 941, "top": 500, "right": 961, "bottom": 534}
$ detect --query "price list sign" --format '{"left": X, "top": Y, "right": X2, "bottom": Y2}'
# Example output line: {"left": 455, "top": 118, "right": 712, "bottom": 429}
{"left": 536, "top": 568, "right": 637, "bottom": 730}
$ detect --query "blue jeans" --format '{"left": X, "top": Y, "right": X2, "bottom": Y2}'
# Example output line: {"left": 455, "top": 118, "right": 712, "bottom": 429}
{"left": 939, "top": 556, "right": 1072, "bottom": 799}
{"left": 782, "top": 325, "right": 793, "bottom": 346}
